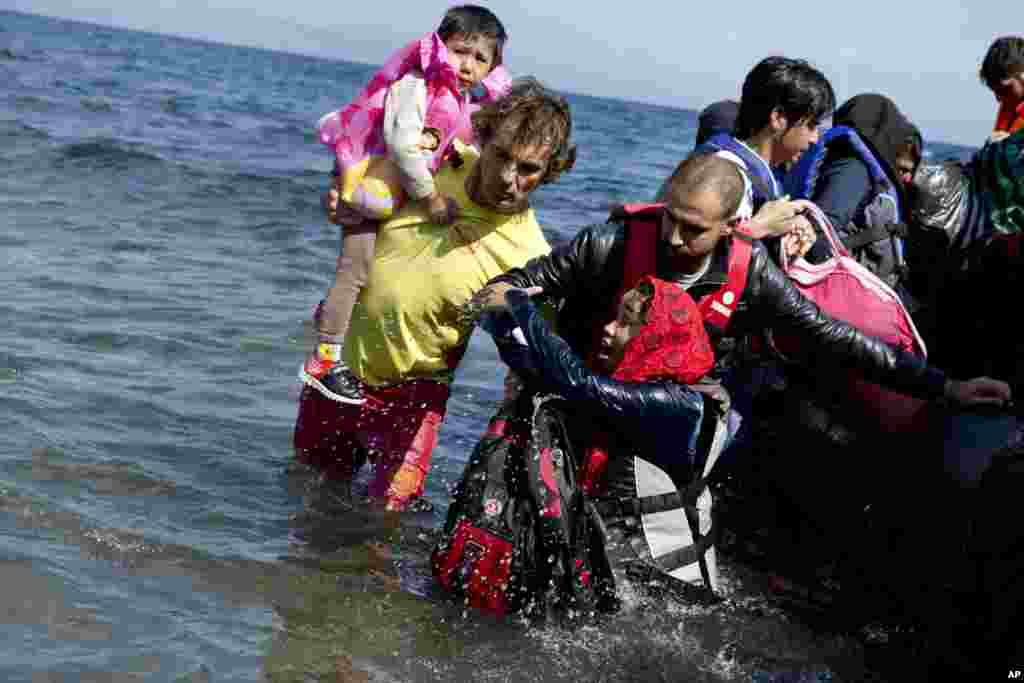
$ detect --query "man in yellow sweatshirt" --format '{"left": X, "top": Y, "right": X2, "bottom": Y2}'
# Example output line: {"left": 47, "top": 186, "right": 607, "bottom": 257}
{"left": 294, "top": 78, "right": 576, "bottom": 511}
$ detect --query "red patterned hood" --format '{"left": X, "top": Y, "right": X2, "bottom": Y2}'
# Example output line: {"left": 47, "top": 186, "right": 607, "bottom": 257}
{"left": 610, "top": 275, "right": 714, "bottom": 386}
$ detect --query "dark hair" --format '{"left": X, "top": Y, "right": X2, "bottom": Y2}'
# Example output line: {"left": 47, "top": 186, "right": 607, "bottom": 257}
{"left": 472, "top": 77, "right": 576, "bottom": 184}
{"left": 623, "top": 280, "right": 655, "bottom": 324}
{"left": 696, "top": 100, "right": 740, "bottom": 146}
{"left": 734, "top": 56, "right": 836, "bottom": 139}
{"left": 980, "top": 36, "right": 1024, "bottom": 91}
{"left": 665, "top": 153, "right": 746, "bottom": 220}
{"left": 437, "top": 5, "right": 508, "bottom": 67}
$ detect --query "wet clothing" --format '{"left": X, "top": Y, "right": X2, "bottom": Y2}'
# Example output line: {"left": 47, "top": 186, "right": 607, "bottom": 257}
{"left": 488, "top": 216, "right": 947, "bottom": 401}
{"left": 502, "top": 283, "right": 721, "bottom": 590}
{"left": 343, "top": 141, "right": 550, "bottom": 387}
{"left": 294, "top": 379, "right": 449, "bottom": 509}
{"left": 804, "top": 94, "right": 922, "bottom": 282}
{"left": 293, "top": 145, "right": 549, "bottom": 509}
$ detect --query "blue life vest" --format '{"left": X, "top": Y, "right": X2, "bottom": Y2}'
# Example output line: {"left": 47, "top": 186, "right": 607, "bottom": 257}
{"left": 695, "top": 133, "right": 784, "bottom": 209}
{"left": 783, "top": 125, "right": 907, "bottom": 276}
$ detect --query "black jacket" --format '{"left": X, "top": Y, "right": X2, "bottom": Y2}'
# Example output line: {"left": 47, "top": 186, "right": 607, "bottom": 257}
{"left": 489, "top": 218, "right": 947, "bottom": 401}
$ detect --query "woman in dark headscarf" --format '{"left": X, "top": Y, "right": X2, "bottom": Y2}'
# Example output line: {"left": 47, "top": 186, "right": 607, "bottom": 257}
{"left": 804, "top": 93, "right": 923, "bottom": 290}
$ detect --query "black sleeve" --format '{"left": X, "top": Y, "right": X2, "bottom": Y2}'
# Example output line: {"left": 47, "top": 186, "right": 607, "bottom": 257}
{"left": 487, "top": 223, "right": 621, "bottom": 302}
{"left": 743, "top": 245, "right": 947, "bottom": 399}
{"left": 507, "top": 292, "right": 703, "bottom": 424}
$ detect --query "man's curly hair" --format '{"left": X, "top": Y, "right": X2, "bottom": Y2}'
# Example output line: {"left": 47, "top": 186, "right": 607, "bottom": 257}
{"left": 471, "top": 77, "right": 576, "bottom": 184}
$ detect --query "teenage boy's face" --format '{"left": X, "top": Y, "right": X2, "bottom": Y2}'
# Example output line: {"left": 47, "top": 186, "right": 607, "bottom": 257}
{"left": 777, "top": 116, "right": 821, "bottom": 165}
{"left": 445, "top": 33, "right": 498, "bottom": 92}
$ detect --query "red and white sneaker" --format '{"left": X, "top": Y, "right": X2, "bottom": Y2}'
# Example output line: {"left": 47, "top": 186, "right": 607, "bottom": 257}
{"left": 299, "top": 343, "right": 365, "bottom": 404}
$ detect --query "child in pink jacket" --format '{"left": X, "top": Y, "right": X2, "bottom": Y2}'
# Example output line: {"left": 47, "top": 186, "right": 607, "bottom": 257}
{"left": 303, "top": 5, "right": 511, "bottom": 404}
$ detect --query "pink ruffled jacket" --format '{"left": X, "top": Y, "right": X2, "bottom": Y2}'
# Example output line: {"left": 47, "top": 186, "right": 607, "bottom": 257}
{"left": 317, "top": 33, "right": 511, "bottom": 179}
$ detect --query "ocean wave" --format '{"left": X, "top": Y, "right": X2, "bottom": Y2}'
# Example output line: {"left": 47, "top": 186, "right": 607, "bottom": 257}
{"left": 80, "top": 95, "right": 115, "bottom": 113}
{"left": 159, "top": 95, "right": 196, "bottom": 116}
{"left": 58, "top": 138, "right": 164, "bottom": 168}
{"left": 13, "top": 94, "right": 54, "bottom": 112}
{"left": 259, "top": 121, "right": 312, "bottom": 141}
{"left": 0, "top": 120, "right": 49, "bottom": 139}
{"left": 29, "top": 447, "right": 178, "bottom": 497}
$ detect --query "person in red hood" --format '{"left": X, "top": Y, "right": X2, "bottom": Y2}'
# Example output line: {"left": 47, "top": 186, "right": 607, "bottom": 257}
{"left": 487, "top": 274, "right": 724, "bottom": 591}
{"left": 494, "top": 275, "right": 713, "bottom": 482}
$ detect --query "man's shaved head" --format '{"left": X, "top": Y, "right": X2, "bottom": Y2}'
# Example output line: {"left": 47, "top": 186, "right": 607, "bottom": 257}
{"left": 658, "top": 153, "right": 748, "bottom": 271}
{"left": 663, "top": 153, "right": 746, "bottom": 221}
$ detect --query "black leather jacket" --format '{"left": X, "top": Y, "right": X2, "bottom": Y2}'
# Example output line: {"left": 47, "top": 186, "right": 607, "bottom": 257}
{"left": 489, "top": 218, "right": 946, "bottom": 400}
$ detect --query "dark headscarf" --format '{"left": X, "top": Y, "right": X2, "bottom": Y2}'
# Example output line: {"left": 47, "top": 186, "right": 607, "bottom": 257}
{"left": 696, "top": 100, "right": 740, "bottom": 146}
{"left": 834, "top": 93, "right": 923, "bottom": 181}
{"left": 834, "top": 94, "right": 924, "bottom": 220}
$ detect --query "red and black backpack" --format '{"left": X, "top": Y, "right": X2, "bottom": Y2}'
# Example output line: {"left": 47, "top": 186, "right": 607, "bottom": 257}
{"left": 432, "top": 393, "right": 614, "bottom": 619}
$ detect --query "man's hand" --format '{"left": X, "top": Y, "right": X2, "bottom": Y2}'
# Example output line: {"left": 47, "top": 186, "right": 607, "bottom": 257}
{"left": 746, "top": 197, "right": 817, "bottom": 239}
{"left": 944, "top": 377, "right": 1012, "bottom": 407}
{"left": 462, "top": 283, "right": 543, "bottom": 328}
{"left": 323, "top": 185, "right": 366, "bottom": 226}
{"left": 472, "top": 283, "right": 544, "bottom": 313}
{"left": 781, "top": 214, "right": 816, "bottom": 260}
{"left": 989, "top": 131, "right": 1011, "bottom": 144}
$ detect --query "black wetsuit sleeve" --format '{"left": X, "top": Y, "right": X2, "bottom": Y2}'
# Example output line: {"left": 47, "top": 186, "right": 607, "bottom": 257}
{"left": 507, "top": 293, "right": 702, "bottom": 424}
{"left": 744, "top": 246, "right": 947, "bottom": 399}
{"left": 806, "top": 157, "right": 872, "bottom": 263}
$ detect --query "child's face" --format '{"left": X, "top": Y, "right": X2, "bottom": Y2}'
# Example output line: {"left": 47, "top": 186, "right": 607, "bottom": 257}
{"left": 595, "top": 289, "right": 650, "bottom": 374}
{"left": 444, "top": 33, "right": 497, "bottom": 92}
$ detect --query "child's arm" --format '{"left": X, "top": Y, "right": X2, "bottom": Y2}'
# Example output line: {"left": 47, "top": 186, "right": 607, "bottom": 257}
{"left": 382, "top": 73, "right": 457, "bottom": 223}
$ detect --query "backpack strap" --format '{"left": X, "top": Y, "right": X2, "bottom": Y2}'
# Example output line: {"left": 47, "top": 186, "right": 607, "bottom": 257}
{"left": 841, "top": 221, "right": 908, "bottom": 251}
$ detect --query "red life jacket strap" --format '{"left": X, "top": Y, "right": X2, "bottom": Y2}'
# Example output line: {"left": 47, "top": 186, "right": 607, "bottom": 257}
{"left": 697, "top": 228, "right": 753, "bottom": 334}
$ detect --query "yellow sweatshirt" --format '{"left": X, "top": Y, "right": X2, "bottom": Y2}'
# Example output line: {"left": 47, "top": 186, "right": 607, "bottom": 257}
{"left": 344, "top": 142, "right": 551, "bottom": 387}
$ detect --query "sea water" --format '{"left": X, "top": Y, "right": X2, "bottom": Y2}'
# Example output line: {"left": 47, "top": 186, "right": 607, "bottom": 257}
{"left": 0, "top": 9, "right": 975, "bottom": 681}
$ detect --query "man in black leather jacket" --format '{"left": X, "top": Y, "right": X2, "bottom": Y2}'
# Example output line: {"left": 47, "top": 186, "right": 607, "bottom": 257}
{"left": 479, "top": 153, "right": 1010, "bottom": 412}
